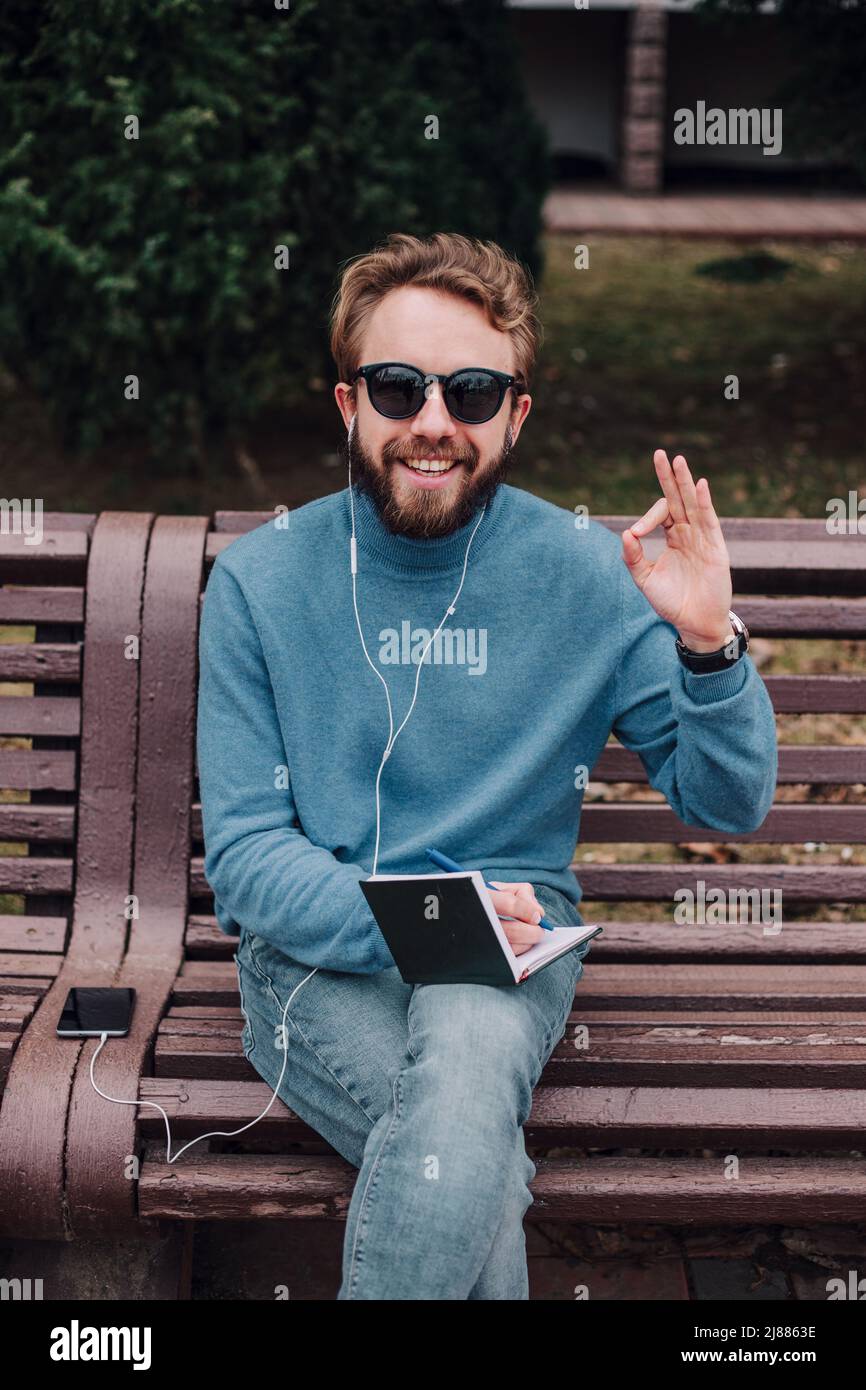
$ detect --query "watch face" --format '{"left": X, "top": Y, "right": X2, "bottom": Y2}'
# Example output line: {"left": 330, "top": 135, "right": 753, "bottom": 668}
{"left": 730, "top": 611, "right": 749, "bottom": 642}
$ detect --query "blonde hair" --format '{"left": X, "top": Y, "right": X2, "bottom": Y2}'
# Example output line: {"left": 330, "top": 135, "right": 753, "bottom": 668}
{"left": 329, "top": 232, "right": 542, "bottom": 402}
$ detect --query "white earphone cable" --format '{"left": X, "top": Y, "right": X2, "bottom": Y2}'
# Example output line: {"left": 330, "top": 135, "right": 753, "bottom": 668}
{"left": 347, "top": 411, "right": 486, "bottom": 873}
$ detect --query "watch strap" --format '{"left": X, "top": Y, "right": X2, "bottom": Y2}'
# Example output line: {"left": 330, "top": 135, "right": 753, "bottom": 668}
{"left": 676, "top": 611, "right": 749, "bottom": 674}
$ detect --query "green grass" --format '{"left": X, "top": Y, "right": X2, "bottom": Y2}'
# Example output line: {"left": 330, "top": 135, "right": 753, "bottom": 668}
{"left": 2, "top": 233, "right": 864, "bottom": 518}
{"left": 519, "top": 234, "right": 866, "bottom": 518}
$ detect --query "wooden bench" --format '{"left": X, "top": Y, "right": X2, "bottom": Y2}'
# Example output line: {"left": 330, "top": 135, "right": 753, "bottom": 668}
{"left": 2, "top": 510, "right": 865, "bottom": 1293}
{"left": 0, "top": 511, "right": 207, "bottom": 1293}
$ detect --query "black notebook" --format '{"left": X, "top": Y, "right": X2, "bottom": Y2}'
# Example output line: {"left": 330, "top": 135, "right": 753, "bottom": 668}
{"left": 360, "top": 870, "right": 603, "bottom": 986}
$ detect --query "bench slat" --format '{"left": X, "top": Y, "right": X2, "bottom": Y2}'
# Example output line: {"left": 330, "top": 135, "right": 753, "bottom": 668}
{"left": 181, "top": 918, "right": 866, "bottom": 963}
{"left": 0, "top": 750, "right": 77, "bottom": 790}
{"left": 181, "top": 917, "right": 866, "bottom": 964}
{"left": 0, "top": 644, "right": 81, "bottom": 682}
{"left": 592, "top": 745, "right": 866, "bottom": 783}
{"left": 0, "top": 696, "right": 81, "bottom": 737}
{"left": 152, "top": 1016, "right": 866, "bottom": 1088}
{"left": 574, "top": 965, "right": 866, "bottom": 1008}
{"left": 204, "top": 532, "right": 866, "bottom": 593}
{"left": 0, "top": 531, "right": 89, "bottom": 585}
{"left": 213, "top": 514, "right": 850, "bottom": 542}
{"left": 763, "top": 675, "right": 866, "bottom": 713}
{"left": 171, "top": 960, "right": 866, "bottom": 1010}
{"left": 22, "top": 513, "right": 96, "bottom": 534}
{"left": 162, "top": 1004, "right": 866, "bottom": 1028}
{"left": 187, "top": 798, "right": 866, "bottom": 848}
{"left": 557, "top": 921, "right": 866, "bottom": 961}
{"left": 137, "top": 1151, "right": 866, "bottom": 1223}
{"left": 0, "top": 916, "right": 68, "bottom": 952}
{"left": 737, "top": 596, "right": 866, "bottom": 637}
{"left": 0, "top": 588, "right": 85, "bottom": 624}
{"left": 575, "top": 863, "right": 866, "bottom": 902}
{"left": 0, "top": 974, "right": 54, "bottom": 994}
{"left": 135, "top": 1077, "right": 866, "bottom": 1147}
{"left": 0, "top": 805, "right": 75, "bottom": 841}
{"left": 600, "top": 517, "right": 853, "bottom": 541}
{"left": 0, "top": 985, "right": 43, "bottom": 1012}
{"left": 579, "top": 803, "right": 866, "bottom": 843}
{"left": 189, "top": 859, "right": 866, "bottom": 903}
{"left": 0, "top": 953, "right": 63, "bottom": 978}
{"left": 0, "top": 858, "right": 74, "bottom": 893}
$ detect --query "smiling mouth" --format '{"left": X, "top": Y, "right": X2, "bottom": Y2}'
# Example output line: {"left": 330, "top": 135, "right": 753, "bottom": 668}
{"left": 397, "top": 458, "right": 461, "bottom": 475}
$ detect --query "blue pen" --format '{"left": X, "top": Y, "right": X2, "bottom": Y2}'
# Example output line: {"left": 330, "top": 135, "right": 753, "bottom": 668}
{"left": 425, "top": 847, "right": 554, "bottom": 930}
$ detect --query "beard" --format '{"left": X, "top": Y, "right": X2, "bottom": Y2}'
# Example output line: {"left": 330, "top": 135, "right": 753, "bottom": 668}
{"left": 344, "top": 416, "right": 515, "bottom": 539}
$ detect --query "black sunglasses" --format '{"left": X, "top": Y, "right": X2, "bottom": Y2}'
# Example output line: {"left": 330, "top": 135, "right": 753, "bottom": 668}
{"left": 352, "top": 361, "right": 522, "bottom": 425}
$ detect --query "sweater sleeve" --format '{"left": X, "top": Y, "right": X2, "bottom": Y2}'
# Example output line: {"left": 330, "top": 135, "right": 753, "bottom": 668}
{"left": 196, "top": 555, "right": 397, "bottom": 973}
{"left": 611, "top": 561, "right": 778, "bottom": 834}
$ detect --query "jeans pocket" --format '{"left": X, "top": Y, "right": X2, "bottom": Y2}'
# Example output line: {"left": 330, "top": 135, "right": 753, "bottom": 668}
{"left": 233, "top": 947, "right": 256, "bottom": 1059}
{"left": 242, "top": 931, "right": 292, "bottom": 1013}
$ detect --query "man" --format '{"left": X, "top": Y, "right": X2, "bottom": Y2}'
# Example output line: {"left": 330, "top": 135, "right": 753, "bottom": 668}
{"left": 196, "top": 231, "right": 778, "bottom": 1300}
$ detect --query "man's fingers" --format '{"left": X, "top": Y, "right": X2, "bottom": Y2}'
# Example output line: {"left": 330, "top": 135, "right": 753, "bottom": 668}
{"left": 621, "top": 525, "right": 654, "bottom": 588}
{"left": 670, "top": 453, "right": 700, "bottom": 523}
{"left": 628, "top": 495, "right": 670, "bottom": 537}
{"left": 487, "top": 881, "right": 539, "bottom": 899}
{"left": 504, "top": 921, "right": 547, "bottom": 955}
{"left": 499, "top": 891, "right": 541, "bottom": 924}
{"left": 653, "top": 449, "right": 688, "bottom": 525}
{"left": 487, "top": 882, "right": 542, "bottom": 924}
{"left": 695, "top": 475, "right": 725, "bottom": 537}
{"left": 482, "top": 882, "right": 546, "bottom": 953}
{"left": 513, "top": 882, "right": 543, "bottom": 911}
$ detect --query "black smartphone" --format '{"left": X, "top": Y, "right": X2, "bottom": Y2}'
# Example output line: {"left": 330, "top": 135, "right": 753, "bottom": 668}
{"left": 56, "top": 986, "right": 135, "bottom": 1038}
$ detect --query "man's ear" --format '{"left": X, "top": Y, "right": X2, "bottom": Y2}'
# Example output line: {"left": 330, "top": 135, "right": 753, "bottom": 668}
{"left": 334, "top": 380, "right": 356, "bottom": 431}
{"left": 508, "top": 390, "right": 532, "bottom": 446}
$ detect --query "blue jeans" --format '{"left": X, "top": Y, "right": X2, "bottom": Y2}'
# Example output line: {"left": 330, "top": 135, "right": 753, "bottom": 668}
{"left": 233, "top": 882, "right": 591, "bottom": 1300}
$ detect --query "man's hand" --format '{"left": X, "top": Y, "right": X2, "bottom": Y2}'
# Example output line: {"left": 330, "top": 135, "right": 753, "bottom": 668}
{"left": 486, "top": 880, "right": 546, "bottom": 956}
{"left": 621, "top": 449, "right": 735, "bottom": 653}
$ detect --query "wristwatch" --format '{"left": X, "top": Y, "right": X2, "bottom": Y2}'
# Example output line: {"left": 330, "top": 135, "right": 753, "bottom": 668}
{"left": 675, "top": 610, "right": 749, "bottom": 674}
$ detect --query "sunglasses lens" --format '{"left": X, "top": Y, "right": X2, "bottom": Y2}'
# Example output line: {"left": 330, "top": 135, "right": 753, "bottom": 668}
{"left": 368, "top": 366, "right": 424, "bottom": 418}
{"left": 446, "top": 371, "right": 503, "bottom": 423}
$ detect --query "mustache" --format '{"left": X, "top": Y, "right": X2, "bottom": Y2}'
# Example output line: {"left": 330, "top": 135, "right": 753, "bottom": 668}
{"left": 383, "top": 449, "right": 476, "bottom": 467}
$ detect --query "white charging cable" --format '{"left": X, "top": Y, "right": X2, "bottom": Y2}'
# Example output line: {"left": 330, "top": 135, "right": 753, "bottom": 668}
{"left": 88, "top": 960, "right": 316, "bottom": 1164}
{"left": 89, "top": 412, "right": 488, "bottom": 1161}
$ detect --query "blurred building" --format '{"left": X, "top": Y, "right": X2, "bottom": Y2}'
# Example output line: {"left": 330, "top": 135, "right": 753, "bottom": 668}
{"left": 505, "top": 1, "right": 842, "bottom": 192}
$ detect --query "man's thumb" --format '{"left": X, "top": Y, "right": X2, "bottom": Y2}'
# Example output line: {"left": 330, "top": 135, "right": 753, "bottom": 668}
{"left": 621, "top": 526, "right": 641, "bottom": 566}
{"left": 622, "top": 528, "right": 650, "bottom": 585}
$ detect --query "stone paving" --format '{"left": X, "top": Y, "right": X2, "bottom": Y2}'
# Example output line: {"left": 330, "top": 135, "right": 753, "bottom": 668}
{"left": 545, "top": 189, "right": 866, "bottom": 239}
{"left": 188, "top": 1217, "right": 866, "bottom": 1300}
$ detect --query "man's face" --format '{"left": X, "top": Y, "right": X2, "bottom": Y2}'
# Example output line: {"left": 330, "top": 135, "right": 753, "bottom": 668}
{"left": 335, "top": 286, "right": 532, "bottom": 539}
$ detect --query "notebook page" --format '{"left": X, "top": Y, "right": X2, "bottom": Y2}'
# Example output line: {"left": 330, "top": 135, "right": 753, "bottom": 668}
{"left": 514, "top": 925, "right": 595, "bottom": 974}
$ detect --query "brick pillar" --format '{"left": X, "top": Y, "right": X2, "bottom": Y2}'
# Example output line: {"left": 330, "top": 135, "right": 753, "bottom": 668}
{"left": 619, "top": 2, "right": 669, "bottom": 194}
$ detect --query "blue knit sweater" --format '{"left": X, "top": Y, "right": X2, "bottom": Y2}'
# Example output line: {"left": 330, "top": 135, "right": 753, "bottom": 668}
{"left": 196, "top": 483, "right": 778, "bottom": 972}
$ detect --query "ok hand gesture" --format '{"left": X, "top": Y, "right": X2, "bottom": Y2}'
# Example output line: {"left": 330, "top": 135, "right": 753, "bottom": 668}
{"left": 621, "top": 450, "right": 735, "bottom": 652}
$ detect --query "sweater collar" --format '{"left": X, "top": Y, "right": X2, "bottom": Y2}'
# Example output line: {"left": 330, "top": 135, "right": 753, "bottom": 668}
{"left": 344, "top": 481, "right": 508, "bottom": 577}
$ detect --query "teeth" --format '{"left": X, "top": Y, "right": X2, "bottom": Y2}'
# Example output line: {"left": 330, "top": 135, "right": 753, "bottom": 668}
{"left": 401, "top": 458, "right": 455, "bottom": 473}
